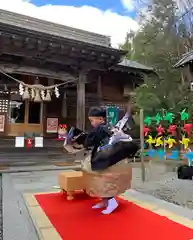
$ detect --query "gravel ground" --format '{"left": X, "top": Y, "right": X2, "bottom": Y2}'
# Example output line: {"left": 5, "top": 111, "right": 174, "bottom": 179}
{"left": 131, "top": 163, "right": 193, "bottom": 209}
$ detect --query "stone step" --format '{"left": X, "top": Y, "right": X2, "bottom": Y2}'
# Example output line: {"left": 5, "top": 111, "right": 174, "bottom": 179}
{"left": 0, "top": 138, "right": 64, "bottom": 147}
{"left": 0, "top": 138, "right": 64, "bottom": 155}
{"left": 0, "top": 147, "right": 64, "bottom": 152}
{"left": 0, "top": 152, "right": 76, "bottom": 164}
{"left": 0, "top": 153, "right": 84, "bottom": 164}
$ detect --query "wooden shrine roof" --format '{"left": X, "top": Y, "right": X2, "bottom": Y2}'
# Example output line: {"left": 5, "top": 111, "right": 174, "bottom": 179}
{"left": 111, "top": 59, "right": 155, "bottom": 73}
{"left": 0, "top": 9, "right": 127, "bottom": 70}
{"left": 0, "top": 9, "right": 156, "bottom": 77}
{"left": 174, "top": 50, "right": 193, "bottom": 68}
{"left": 0, "top": 9, "right": 117, "bottom": 50}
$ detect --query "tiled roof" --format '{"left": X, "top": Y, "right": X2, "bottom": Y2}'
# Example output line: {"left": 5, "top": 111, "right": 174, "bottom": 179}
{"left": 118, "top": 59, "right": 154, "bottom": 71}
{"left": 0, "top": 9, "right": 111, "bottom": 47}
{"left": 174, "top": 50, "right": 193, "bottom": 68}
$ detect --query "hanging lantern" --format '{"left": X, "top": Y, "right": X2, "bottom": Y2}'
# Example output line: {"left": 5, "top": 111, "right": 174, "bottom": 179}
{"left": 31, "top": 88, "right": 35, "bottom": 100}
{"left": 54, "top": 87, "right": 60, "bottom": 98}
{"left": 22, "top": 87, "right": 30, "bottom": 100}
{"left": 19, "top": 83, "right": 24, "bottom": 96}
{"left": 40, "top": 90, "right": 45, "bottom": 101}
{"left": 34, "top": 89, "right": 41, "bottom": 102}
{"left": 44, "top": 90, "right": 51, "bottom": 101}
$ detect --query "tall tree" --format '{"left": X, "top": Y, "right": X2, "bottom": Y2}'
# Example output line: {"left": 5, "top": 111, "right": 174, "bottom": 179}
{"left": 175, "top": 0, "right": 193, "bottom": 50}
{"left": 122, "top": 0, "right": 193, "bottom": 115}
{"left": 119, "top": 31, "right": 135, "bottom": 59}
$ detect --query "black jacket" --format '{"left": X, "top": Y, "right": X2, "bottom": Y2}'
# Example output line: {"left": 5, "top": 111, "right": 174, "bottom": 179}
{"left": 84, "top": 124, "right": 111, "bottom": 159}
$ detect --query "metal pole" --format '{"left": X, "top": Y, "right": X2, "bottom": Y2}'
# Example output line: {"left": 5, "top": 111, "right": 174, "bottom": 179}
{"left": 140, "top": 109, "right": 145, "bottom": 182}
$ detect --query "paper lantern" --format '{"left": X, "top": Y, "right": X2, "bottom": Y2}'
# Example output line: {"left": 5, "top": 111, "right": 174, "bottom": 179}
{"left": 22, "top": 87, "right": 30, "bottom": 100}
{"left": 44, "top": 90, "right": 51, "bottom": 101}
{"left": 54, "top": 87, "right": 60, "bottom": 98}
{"left": 34, "top": 89, "right": 41, "bottom": 102}
{"left": 19, "top": 83, "right": 24, "bottom": 96}
{"left": 31, "top": 88, "right": 35, "bottom": 100}
{"left": 40, "top": 90, "right": 45, "bottom": 100}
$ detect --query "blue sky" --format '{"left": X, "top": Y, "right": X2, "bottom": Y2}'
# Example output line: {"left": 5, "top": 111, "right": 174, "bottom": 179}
{"left": 31, "top": 0, "right": 136, "bottom": 18}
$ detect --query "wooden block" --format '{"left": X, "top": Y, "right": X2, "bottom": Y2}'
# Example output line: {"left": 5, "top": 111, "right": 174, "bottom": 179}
{"left": 58, "top": 171, "right": 85, "bottom": 192}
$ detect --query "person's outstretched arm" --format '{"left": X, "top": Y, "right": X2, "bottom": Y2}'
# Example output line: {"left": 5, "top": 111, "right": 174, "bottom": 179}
{"left": 83, "top": 128, "right": 98, "bottom": 148}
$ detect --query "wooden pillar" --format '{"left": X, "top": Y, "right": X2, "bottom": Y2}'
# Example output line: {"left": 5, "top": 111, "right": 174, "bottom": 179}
{"left": 184, "top": 65, "right": 193, "bottom": 82}
{"left": 76, "top": 71, "right": 86, "bottom": 130}
{"left": 97, "top": 75, "right": 102, "bottom": 105}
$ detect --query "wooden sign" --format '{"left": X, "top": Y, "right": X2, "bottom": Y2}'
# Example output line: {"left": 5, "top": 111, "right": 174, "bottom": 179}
{"left": 15, "top": 137, "right": 24, "bottom": 147}
{"left": 46, "top": 118, "right": 58, "bottom": 133}
{"left": 35, "top": 137, "right": 43, "bottom": 147}
{"left": 0, "top": 114, "right": 5, "bottom": 132}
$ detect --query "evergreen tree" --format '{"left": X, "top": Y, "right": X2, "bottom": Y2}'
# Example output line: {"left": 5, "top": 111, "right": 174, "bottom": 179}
{"left": 121, "top": 0, "right": 193, "bottom": 115}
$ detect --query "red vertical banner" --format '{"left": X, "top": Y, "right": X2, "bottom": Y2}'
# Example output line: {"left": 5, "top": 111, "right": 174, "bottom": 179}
{"left": 25, "top": 138, "right": 33, "bottom": 148}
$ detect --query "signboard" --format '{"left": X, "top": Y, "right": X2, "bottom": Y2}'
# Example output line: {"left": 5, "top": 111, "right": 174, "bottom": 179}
{"left": 0, "top": 114, "right": 5, "bottom": 132}
{"left": 46, "top": 118, "right": 58, "bottom": 133}
{"left": 35, "top": 137, "right": 43, "bottom": 147}
{"left": 15, "top": 137, "right": 24, "bottom": 147}
{"left": 106, "top": 106, "right": 118, "bottom": 125}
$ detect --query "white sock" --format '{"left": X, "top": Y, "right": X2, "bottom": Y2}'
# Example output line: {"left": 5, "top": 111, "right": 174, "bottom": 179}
{"left": 101, "top": 198, "right": 118, "bottom": 214}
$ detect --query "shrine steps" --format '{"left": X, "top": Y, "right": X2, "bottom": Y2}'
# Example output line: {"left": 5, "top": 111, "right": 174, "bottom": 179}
{"left": 0, "top": 138, "right": 75, "bottom": 164}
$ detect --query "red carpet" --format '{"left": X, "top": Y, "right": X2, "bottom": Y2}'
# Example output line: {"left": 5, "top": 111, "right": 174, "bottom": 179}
{"left": 35, "top": 193, "right": 193, "bottom": 240}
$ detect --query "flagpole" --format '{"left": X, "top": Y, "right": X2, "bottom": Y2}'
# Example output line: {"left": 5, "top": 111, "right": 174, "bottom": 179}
{"left": 140, "top": 109, "right": 146, "bottom": 182}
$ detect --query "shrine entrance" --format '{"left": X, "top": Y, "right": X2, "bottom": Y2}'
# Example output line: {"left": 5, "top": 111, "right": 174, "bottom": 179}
{"left": 7, "top": 100, "right": 43, "bottom": 136}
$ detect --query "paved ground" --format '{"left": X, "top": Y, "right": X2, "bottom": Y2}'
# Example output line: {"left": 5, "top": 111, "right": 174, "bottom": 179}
{"left": 2, "top": 162, "right": 193, "bottom": 240}
{"left": 3, "top": 169, "right": 62, "bottom": 240}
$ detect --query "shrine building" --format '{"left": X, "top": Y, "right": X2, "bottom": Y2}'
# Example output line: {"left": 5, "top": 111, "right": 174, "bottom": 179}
{"left": 0, "top": 9, "right": 155, "bottom": 138}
